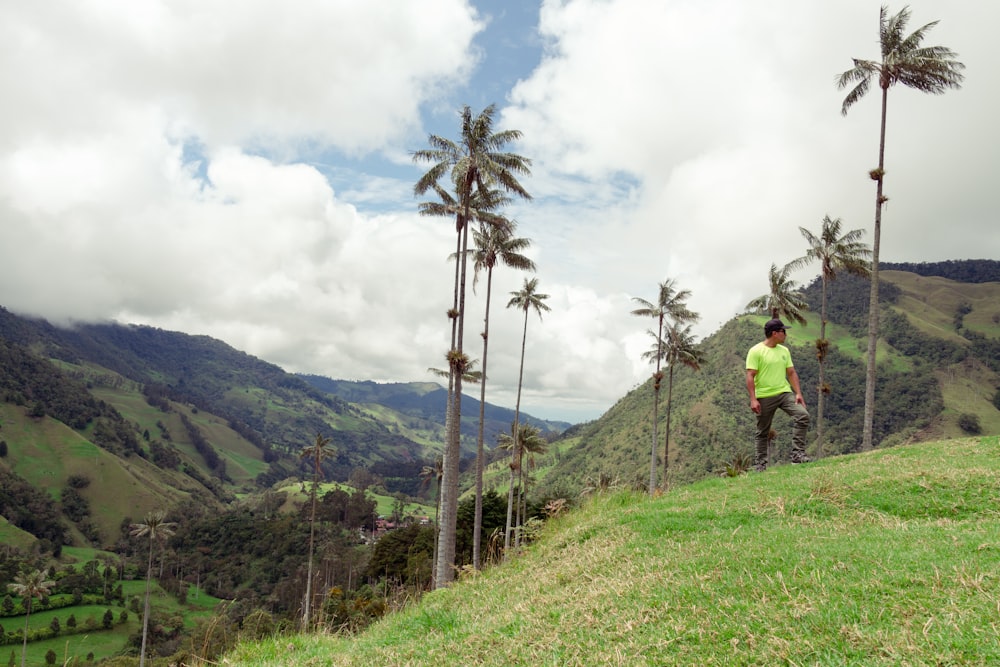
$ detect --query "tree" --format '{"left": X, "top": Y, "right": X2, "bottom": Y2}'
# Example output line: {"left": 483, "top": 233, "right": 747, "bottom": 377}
{"left": 7, "top": 569, "right": 55, "bottom": 667}
{"left": 497, "top": 422, "right": 547, "bottom": 550}
{"left": 468, "top": 220, "right": 535, "bottom": 569}
{"left": 654, "top": 322, "right": 703, "bottom": 488}
{"left": 837, "top": 5, "right": 964, "bottom": 450}
{"left": 130, "top": 511, "right": 177, "bottom": 667}
{"left": 789, "top": 215, "right": 871, "bottom": 455}
{"left": 504, "top": 277, "right": 550, "bottom": 555}
{"left": 413, "top": 104, "right": 532, "bottom": 587}
{"left": 299, "top": 433, "right": 335, "bottom": 629}
{"left": 745, "top": 263, "right": 809, "bottom": 325}
{"left": 419, "top": 458, "right": 444, "bottom": 587}
{"left": 631, "top": 279, "right": 698, "bottom": 494}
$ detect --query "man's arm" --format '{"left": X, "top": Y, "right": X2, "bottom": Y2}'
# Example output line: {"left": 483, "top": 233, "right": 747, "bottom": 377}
{"left": 746, "top": 369, "right": 760, "bottom": 414}
{"left": 787, "top": 366, "right": 806, "bottom": 406}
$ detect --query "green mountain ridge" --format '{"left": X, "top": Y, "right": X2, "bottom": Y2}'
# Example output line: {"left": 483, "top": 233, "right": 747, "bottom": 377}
{"left": 1, "top": 263, "right": 998, "bottom": 551}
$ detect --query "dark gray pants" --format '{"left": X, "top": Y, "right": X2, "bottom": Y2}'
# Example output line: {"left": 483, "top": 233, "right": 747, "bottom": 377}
{"left": 754, "top": 392, "right": 809, "bottom": 466}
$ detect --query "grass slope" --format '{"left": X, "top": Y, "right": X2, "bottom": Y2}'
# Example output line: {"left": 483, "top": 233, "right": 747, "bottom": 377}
{"left": 0, "top": 402, "right": 224, "bottom": 545}
{"left": 229, "top": 436, "right": 1000, "bottom": 666}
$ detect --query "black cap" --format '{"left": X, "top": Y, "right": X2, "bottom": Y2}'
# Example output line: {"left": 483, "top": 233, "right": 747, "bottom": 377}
{"left": 765, "top": 319, "right": 790, "bottom": 336}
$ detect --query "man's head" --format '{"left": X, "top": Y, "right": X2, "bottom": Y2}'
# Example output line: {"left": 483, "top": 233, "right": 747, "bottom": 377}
{"left": 764, "top": 318, "right": 789, "bottom": 339}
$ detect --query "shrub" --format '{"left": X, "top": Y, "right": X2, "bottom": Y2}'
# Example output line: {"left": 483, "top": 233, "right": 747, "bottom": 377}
{"left": 957, "top": 413, "right": 982, "bottom": 435}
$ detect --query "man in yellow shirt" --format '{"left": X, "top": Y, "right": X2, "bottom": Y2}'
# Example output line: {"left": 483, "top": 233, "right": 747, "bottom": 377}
{"left": 745, "top": 318, "right": 810, "bottom": 471}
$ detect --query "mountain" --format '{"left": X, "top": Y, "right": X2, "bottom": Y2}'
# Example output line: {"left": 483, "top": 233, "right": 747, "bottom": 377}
{"left": 530, "top": 265, "right": 1000, "bottom": 496}
{"left": 298, "top": 376, "right": 570, "bottom": 452}
{"left": 0, "top": 307, "right": 562, "bottom": 549}
{"left": 1, "top": 260, "right": 998, "bottom": 552}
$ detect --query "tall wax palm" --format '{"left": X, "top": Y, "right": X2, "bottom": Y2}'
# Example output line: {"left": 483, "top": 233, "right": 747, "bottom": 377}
{"left": 789, "top": 216, "right": 871, "bottom": 455}
{"left": 130, "top": 510, "right": 177, "bottom": 667}
{"left": 413, "top": 104, "right": 531, "bottom": 587}
{"left": 468, "top": 221, "right": 535, "bottom": 569}
{"left": 652, "top": 322, "right": 703, "bottom": 488}
{"left": 8, "top": 569, "right": 55, "bottom": 667}
{"left": 299, "top": 433, "right": 335, "bottom": 630}
{"left": 745, "top": 262, "right": 809, "bottom": 326}
{"left": 838, "top": 5, "right": 964, "bottom": 450}
{"left": 631, "top": 279, "right": 697, "bottom": 494}
{"left": 503, "top": 277, "right": 550, "bottom": 555}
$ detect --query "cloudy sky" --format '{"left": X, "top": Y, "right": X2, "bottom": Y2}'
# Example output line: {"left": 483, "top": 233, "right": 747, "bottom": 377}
{"left": 1, "top": 1, "right": 995, "bottom": 423}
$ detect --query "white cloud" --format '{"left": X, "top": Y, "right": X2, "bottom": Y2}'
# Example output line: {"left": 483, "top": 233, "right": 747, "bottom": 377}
{"left": 0, "top": 0, "right": 995, "bottom": 423}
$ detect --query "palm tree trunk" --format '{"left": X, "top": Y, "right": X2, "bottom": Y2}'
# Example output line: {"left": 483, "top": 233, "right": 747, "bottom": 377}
{"left": 663, "top": 364, "right": 676, "bottom": 489}
{"left": 505, "top": 309, "right": 529, "bottom": 556}
{"left": 437, "top": 211, "right": 470, "bottom": 587}
{"left": 473, "top": 266, "right": 494, "bottom": 570}
{"left": 140, "top": 540, "right": 153, "bottom": 667}
{"left": 862, "top": 85, "right": 888, "bottom": 451}
{"left": 302, "top": 487, "right": 317, "bottom": 630}
{"left": 816, "top": 275, "right": 828, "bottom": 457}
{"left": 20, "top": 599, "right": 30, "bottom": 667}
{"left": 649, "top": 314, "right": 664, "bottom": 494}
{"left": 504, "top": 463, "right": 517, "bottom": 556}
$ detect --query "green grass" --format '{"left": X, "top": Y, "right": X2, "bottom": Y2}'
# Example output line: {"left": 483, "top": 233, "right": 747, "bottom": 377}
{"left": 228, "top": 436, "right": 1000, "bottom": 666}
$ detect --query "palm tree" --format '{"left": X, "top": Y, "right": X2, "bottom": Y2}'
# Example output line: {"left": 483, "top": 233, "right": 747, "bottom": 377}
{"left": 654, "top": 322, "right": 703, "bottom": 488}
{"left": 413, "top": 104, "right": 532, "bottom": 588}
{"left": 130, "top": 511, "right": 177, "bottom": 667}
{"left": 419, "top": 457, "right": 444, "bottom": 588}
{"left": 497, "top": 422, "right": 547, "bottom": 550}
{"left": 631, "top": 279, "right": 697, "bottom": 494}
{"left": 837, "top": 5, "right": 964, "bottom": 450}
{"left": 789, "top": 216, "right": 872, "bottom": 456}
{"left": 503, "top": 277, "right": 550, "bottom": 555}
{"left": 8, "top": 569, "right": 55, "bottom": 667}
{"left": 299, "top": 433, "right": 336, "bottom": 630}
{"left": 745, "top": 263, "right": 809, "bottom": 326}
{"left": 468, "top": 221, "right": 535, "bottom": 569}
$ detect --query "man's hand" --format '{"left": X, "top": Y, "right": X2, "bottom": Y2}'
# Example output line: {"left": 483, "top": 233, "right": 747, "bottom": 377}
{"left": 750, "top": 398, "right": 761, "bottom": 414}
{"left": 795, "top": 392, "right": 806, "bottom": 406}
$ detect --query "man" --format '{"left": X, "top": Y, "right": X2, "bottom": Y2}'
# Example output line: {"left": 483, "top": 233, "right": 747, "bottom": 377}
{"left": 745, "top": 318, "right": 810, "bottom": 471}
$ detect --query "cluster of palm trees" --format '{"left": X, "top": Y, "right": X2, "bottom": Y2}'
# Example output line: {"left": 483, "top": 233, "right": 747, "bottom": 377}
{"left": 413, "top": 104, "right": 542, "bottom": 588}
{"left": 746, "top": 5, "right": 963, "bottom": 453}
{"left": 631, "top": 279, "right": 702, "bottom": 494}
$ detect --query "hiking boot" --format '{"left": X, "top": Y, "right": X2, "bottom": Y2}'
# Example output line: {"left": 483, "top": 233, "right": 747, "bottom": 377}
{"left": 753, "top": 463, "right": 766, "bottom": 473}
{"left": 791, "top": 454, "right": 811, "bottom": 464}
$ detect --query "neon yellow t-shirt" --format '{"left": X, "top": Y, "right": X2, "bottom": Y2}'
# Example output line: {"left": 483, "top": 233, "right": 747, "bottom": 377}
{"left": 746, "top": 342, "right": 793, "bottom": 398}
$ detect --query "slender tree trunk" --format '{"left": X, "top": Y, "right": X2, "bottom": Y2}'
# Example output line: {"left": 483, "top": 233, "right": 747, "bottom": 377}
{"left": 436, "top": 212, "right": 470, "bottom": 587}
{"left": 663, "top": 364, "right": 676, "bottom": 490}
{"left": 862, "top": 86, "right": 888, "bottom": 451}
{"left": 505, "top": 309, "right": 529, "bottom": 556}
{"left": 473, "top": 267, "right": 494, "bottom": 569}
{"left": 649, "top": 314, "right": 664, "bottom": 495}
{"left": 302, "top": 484, "right": 317, "bottom": 630}
{"left": 20, "top": 599, "right": 30, "bottom": 667}
{"left": 816, "top": 275, "right": 828, "bottom": 457}
{"left": 140, "top": 541, "right": 153, "bottom": 667}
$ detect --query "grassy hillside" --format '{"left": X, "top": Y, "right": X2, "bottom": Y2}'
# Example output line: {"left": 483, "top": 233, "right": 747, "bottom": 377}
{"left": 227, "top": 436, "right": 1000, "bottom": 666}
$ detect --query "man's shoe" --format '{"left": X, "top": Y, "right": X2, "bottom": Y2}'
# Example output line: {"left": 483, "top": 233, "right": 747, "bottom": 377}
{"left": 753, "top": 463, "right": 767, "bottom": 473}
{"left": 791, "top": 454, "right": 811, "bottom": 464}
